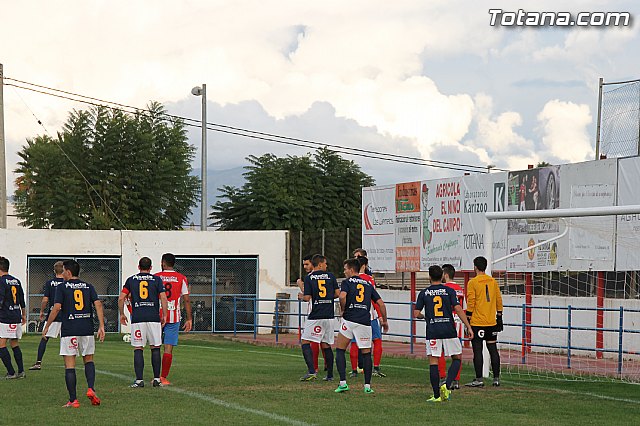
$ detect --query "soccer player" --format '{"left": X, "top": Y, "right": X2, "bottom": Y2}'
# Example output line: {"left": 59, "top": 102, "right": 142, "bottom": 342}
{"left": 297, "top": 255, "right": 324, "bottom": 373}
{"left": 299, "top": 254, "right": 339, "bottom": 381}
{"left": 119, "top": 257, "right": 169, "bottom": 388}
{"left": 155, "top": 253, "right": 192, "bottom": 386}
{"left": 43, "top": 259, "right": 105, "bottom": 408}
{"left": 334, "top": 258, "right": 388, "bottom": 394}
{"left": 0, "top": 256, "right": 27, "bottom": 379}
{"left": 30, "top": 261, "right": 65, "bottom": 371}
{"left": 414, "top": 265, "right": 473, "bottom": 403}
{"left": 349, "top": 256, "right": 386, "bottom": 378}
{"left": 465, "top": 256, "right": 503, "bottom": 387}
{"left": 437, "top": 264, "right": 465, "bottom": 389}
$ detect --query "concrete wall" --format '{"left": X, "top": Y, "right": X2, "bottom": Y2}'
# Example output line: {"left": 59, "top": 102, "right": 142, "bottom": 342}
{"left": 0, "top": 228, "right": 288, "bottom": 334}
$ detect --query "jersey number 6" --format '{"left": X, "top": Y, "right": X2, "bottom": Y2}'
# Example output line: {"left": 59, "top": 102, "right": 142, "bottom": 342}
{"left": 140, "top": 281, "right": 149, "bottom": 299}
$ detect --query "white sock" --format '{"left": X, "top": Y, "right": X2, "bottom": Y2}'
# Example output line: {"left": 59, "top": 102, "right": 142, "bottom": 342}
{"left": 340, "top": 380, "right": 346, "bottom": 386}
{"left": 364, "top": 384, "right": 371, "bottom": 390}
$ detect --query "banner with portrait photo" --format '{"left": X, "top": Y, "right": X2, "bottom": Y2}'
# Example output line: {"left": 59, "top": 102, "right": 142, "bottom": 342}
{"left": 395, "top": 182, "right": 421, "bottom": 272}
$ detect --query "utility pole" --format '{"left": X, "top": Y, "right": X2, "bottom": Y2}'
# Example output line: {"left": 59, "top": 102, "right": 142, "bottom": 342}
{"left": 192, "top": 84, "right": 208, "bottom": 231}
{"left": 0, "top": 64, "right": 7, "bottom": 228}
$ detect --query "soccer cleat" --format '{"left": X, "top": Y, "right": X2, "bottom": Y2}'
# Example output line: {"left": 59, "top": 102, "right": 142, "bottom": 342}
{"left": 130, "top": 380, "right": 145, "bottom": 388}
{"left": 29, "top": 363, "right": 42, "bottom": 371}
{"left": 299, "top": 373, "right": 317, "bottom": 382}
{"left": 322, "top": 376, "right": 334, "bottom": 381}
{"left": 450, "top": 380, "right": 460, "bottom": 390}
{"left": 349, "top": 370, "right": 358, "bottom": 378}
{"left": 364, "top": 387, "right": 375, "bottom": 394}
{"left": 334, "top": 383, "right": 350, "bottom": 393}
{"left": 63, "top": 400, "right": 80, "bottom": 408}
{"left": 465, "top": 379, "right": 484, "bottom": 387}
{"left": 3, "top": 373, "right": 17, "bottom": 380}
{"left": 440, "top": 384, "right": 451, "bottom": 401}
{"left": 493, "top": 378, "right": 501, "bottom": 387}
{"left": 372, "top": 368, "right": 386, "bottom": 378}
{"left": 15, "top": 371, "right": 26, "bottom": 379}
{"left": 439, "top": 378, "right": 446, "bottom": 387}
{"left": 160, "top": 377, "right": 171, "bottom": 386}
{"left": 427, "top": 396, "right": 442, "bottom": 403}
{"left": 152, "top": 379, "right": 162, "bottom": 387}
{"left": 86, "top": 388, "right": 101, "bottom": 406}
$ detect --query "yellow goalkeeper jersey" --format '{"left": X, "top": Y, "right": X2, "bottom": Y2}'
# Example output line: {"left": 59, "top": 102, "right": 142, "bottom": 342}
{"left": 466, "top": 273, "right": 503, "bottom": 327}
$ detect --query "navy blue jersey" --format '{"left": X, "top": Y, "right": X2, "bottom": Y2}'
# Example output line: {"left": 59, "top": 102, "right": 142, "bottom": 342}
{"left": 340, "top": 276, "right": 381, "bottom": 326}
{"left": 304, "top": 271, "right": 338, "bottom": 320}
{"left": 415, "top": 284, "right": 460, "bottom": 339}
{"left": 55, "top": 279, "right": 99, "bottom": 337}
{"left": 0, "top": 275, "right": 25, "bottom": 324}
{"left": 123, "top": 273, "right": 165, "bottom": 323}
{"left": 43, "top": 278, "right": 65, "bottom": 322}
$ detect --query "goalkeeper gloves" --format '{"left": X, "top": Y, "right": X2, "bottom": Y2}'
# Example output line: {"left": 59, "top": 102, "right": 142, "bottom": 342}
{"left": 496, "top": 312, "right": 504, "bottom": 332}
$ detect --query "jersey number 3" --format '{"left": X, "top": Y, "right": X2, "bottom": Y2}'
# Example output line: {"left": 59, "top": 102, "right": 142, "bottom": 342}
{"left": 74, "top": 290, "right": 84, "bottom": 310}
{"left": 355, "top": 284, "right": 365, "bottom": 303}
{"left": 433, "top": 296, "right": 443, "bottom": 317}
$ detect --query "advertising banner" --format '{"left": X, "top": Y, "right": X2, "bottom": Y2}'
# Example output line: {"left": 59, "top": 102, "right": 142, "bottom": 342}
{"left": 395, "top": 182, "right": 421, "bottom": 271}
{"left": 616, "top": 157, "right": 640, "bottom": 271}
{"left": 362, "top": 185, "right": 396, "bottom": 272}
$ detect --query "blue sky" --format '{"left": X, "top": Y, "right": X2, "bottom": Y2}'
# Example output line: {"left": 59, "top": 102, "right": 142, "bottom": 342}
{"left": 2, "top": 0, "right": 639, "bottom": 191}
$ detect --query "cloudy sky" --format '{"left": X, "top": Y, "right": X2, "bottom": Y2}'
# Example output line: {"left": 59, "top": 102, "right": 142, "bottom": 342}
{"left": 1, "top": 0, "right": 639, "bottom": 193}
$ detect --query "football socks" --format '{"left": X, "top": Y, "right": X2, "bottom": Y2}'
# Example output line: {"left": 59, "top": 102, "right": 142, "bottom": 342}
{"left": 487, "top": 342, "right": 501, "bottom": 379}
{"left": 446, "top": 359, "right": 461, "bottom": 390}
{"left": 12, "top": 346, "right": 23, "bottom": 374}
{"left": 84, "top": 361, "right": 96, "bottom": 390}
{"left": 65, "top": 368, "right": 77, "bottom": 402}
{"left": 430, "top": 364, "right": 440, "bottom": 398}
{"left": 301, "top": 343, "right": 315, "bottom": 375}
{"left": 37, "top": 338, "right": 48, "bottom": 363}
{"left": 0, "top": 347, "right": 15, "bottom": 375}
{"left": 336, "top": 348, "right": 347, "bottom": 382}
{"left": 161, "top": 353, "right": 172, "bottom": 378}
{"left": 323, "top": 347, "right": 334, "bottom": 379}
{"left": 363, "top": 352, "right": 373, "bottom": 385}
{"left": 134, "top": 349, "right": 144, "bottom": 381}
{"left": 151, "top": 348, "right": 161, "bottom": 380}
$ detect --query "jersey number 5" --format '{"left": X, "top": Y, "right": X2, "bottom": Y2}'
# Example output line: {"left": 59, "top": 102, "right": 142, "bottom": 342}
{"left": 433, "top": 296, "right": 443, "bottom": 317}
{"left": 355, "top": 284, "right": 365, "bottom": 303}
{"left": 74, "top": 290, "right": 84, "bottom": 310}
{"left": 11, "top": 286, "right": 17, "bottom": 304}
{"left": 318, "top": 280, "right": 326, "bottom": 297}
{"left": 140, "top": 281, "right": 149, "bottom": 299}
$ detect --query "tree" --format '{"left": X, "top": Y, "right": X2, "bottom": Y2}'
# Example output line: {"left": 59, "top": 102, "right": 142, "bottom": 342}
{"left": 211, "top": 148, "right": 374, "bottom": 276}
{"left": 536, "top": 161, "right": 552, "bottom": 168}
{"left": 14, "top": 103, "right": 200, "bottom": 230}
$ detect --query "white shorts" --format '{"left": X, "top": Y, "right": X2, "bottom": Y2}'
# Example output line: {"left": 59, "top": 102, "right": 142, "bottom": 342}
{"left": 130, "top": 322, "right": 162, "bottom": 347}
{"left": 0, "top": 323, "right": 22, "bottom": 339}
{"left": 426, "top": 338, "right": 463, "bottom": 357}
{"left": 301, "top": 319, "right": 335, "bottom": 344}
{"left": 60, "top": 336, "right": 95, "bottom": 357}
{"left": 339, "top": 319, "right": 372, "bottom": 349}
{"left": 45, "top": 322, "right": 62, "bottom": 339}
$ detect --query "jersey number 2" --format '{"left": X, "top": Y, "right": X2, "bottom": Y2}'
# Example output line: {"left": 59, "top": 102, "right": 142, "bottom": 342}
{"left": 140, "top": 281, "right": 149, "bottom": 299}
{"left": 74, "top": 290, "right": 84, "bottom": 310}
{"left": 318, "top": 280, "right": 326, "bottom": 297}
{"left": 433, "top": 296, "right": 443, "bottom": 317}
{"left": 355, "top": 284, "right": 365, "bottom": 303}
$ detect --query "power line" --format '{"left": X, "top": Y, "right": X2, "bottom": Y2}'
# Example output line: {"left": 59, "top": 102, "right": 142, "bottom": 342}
{"left": 5, "top": 77, "right": 507, "bottom": 173}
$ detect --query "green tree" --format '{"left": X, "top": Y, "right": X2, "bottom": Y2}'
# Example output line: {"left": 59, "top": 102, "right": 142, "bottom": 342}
{"left": 14, "top": 103, "right": 200, "bottom": 229}
{"left": 211, "top": 147, "right": 374, "bottom": 276}
{"left": 536, "top": 161, "right": 552, "bottom": 168}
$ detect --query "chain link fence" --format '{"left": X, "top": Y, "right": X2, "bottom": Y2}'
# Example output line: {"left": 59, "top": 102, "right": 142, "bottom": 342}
{"left": 597, "top": 78, "right": 640, "bottom": 158}
{"left": 27, "top": 256, "right": 121, "bottom": 333}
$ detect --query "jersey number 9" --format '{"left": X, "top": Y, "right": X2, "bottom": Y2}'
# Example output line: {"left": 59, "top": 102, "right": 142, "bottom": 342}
{"left": 140, "top": 281, "right": 148, "bottom": 299}
{"left": 11, "top": 286, "right": 17, "bottom": 304}
{"left": 355, "top": 284, "right": 365, "bottom": 303}
{"left": 74, "top": 290, "right": 84, "bottom": 310}
{"left": 318, "top": 280, "right": 326, "bottom": 297}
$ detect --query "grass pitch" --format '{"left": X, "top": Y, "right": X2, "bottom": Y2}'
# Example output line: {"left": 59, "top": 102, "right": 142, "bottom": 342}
{"left": 4, "top": 334, "right": 640, "bottom": 425}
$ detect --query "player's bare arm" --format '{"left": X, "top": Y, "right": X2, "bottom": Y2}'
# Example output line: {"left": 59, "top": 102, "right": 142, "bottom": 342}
{"left": 117, "top": 290, "right": 129, "bottom": 326}
{"left": 94, "top": 300, "right": 105, "bottom": 342}
{"left": 454, "top": 305, "right": 474, "bottom": 340}
{"left": 376, "top": 299, "right": 390, "bottom": 332}
{"left": 159, "top": 292, "right": 168, "bottom": 327}
{"left": 413, "top": 309, "right": 425, "bottom": 320}
{"left": 338, "top": 290, "right": 347, "bottom": 313}
{"left": 39, "top": 296, "right": 49, "bottom": 322}
{"left": 182, "top": 293, "right": 193, "bottom": 332}
{"left": 42, "top": 302, "right": 61, "bottom": 337}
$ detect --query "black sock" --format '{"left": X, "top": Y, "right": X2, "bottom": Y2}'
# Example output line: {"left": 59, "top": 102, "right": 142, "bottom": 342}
{"left": 151, "top": 348, "right": 161, "bottom": 379}
{"left": 12, "top": 346, "right": 23, "bottom": 373}
{"left": 363, "top": 352, "right": 372, "bottom": 385}
{"left": 446, "top": 359, "right": 461, "bottom": 389}
{"left": 430, "top": 364, "right": 440, "bottom": 398}
{"left": 472, "top": 338, "right": 484, "bottom": 379}
{"left": 134, "top": 349, "right": 144, "bottom": 381}
{"left": 301, "top": 344, "right": 315, "bottom": 374}
{"left": 336, "top": 348, "right": 346, "bottom": 381}
{"left": 323, "top": 347, "right": 334, "bottom": 378}
{"left": 65, "top": 368, "right": 77, "bottom": 402}
{"left": 487, "top": 343, "right": 501, "bottom": 378}
{"left": 37, "top": 338, "right": 48, "bottom": 363}
{"left": 358, "top": 349, "right": 364, "bottom": 369}
{"left": 0, "top": 347, "right": 14, "bottom": 375}
{"left": 84, "top": 361, "right": 96, "bottom": 390}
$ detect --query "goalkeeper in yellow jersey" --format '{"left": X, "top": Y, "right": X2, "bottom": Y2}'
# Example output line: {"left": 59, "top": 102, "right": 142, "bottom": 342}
{"left": 465, "top": 256, "right": 503, "bottom": 387}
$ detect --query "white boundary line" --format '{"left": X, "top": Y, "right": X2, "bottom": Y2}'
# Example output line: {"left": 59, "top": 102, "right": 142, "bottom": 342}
{"left": 96, "top": 369, "right": 314, "bottom": 426}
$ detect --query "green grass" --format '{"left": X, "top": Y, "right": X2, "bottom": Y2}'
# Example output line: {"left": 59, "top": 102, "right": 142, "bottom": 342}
{"left": 4, "top": 334, "right": 640, "bottom": 425}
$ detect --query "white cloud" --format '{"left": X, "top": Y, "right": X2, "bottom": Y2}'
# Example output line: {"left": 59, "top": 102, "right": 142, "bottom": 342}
{"left": 537, "top": 99, "right": 593, "bottom": 163}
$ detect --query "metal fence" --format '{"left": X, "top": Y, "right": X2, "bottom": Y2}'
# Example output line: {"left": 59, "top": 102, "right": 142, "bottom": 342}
{"left": 596, "top": 78, "right": 640, "bottom": 159}
{"left": 27, "top": 256, "right": 122, "bottom": 333}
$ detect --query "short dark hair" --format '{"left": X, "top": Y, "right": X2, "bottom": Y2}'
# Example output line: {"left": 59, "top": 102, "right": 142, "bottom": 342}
{"left": 442, "top": 264, "right": 455, "bottom": 280}
{"left": 311, "top": 254, "right": 326, "bottom": 267}
{"left": 139, "top": 257, "right": 152, "bottom": 270}
{"left": 162, "top": 253, "right": 176, "bottom": 268}
{"left": 353, "top": 248, "right": 367, "bottom": 257}
{"left": 357, "top": 256, "right": 369, "bottom": 269}
{"left": 63, "top": 259, "right": 80, "bottom": 277}
{"left": 0, "top": 257, "right": 9, "bottom": 272}
{"left": 474, "top": 256, "right": 488, "bottom": 272}
{"left": 429, "top": 265, "right": 443, "bottom": 282}
{"left": 302, "top": 254, "right": 313, "bottom": 262}
{"left": 343, "top": 258, "right": 360, "bottom": 272}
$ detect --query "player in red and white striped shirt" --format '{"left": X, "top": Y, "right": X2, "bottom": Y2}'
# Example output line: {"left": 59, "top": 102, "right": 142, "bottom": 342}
{"left": 438, "top": 264, "right": 465, "bottom": 389}
{"left": 154, "top": 253, "right": 192, "bottom": 386}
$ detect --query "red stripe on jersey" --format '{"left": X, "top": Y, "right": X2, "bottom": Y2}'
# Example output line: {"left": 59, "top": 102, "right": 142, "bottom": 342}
{"left": 155, "top": 270, "right": 189, "bottom": 323}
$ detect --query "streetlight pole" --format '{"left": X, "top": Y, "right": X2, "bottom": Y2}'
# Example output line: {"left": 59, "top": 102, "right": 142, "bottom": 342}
{"left": 192, "top": 84, "right": 207, "bottom": 231}
{"left": 0, "top": 63, "right": 6, "bottom": 228}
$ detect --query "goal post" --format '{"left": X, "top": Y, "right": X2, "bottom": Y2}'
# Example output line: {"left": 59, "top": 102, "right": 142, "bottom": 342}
{"left": 481, "top": 204, "right": 640, "bottom": 382}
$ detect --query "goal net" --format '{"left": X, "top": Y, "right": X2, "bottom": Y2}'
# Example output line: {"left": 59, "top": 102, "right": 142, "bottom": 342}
{"left": 484, "top": 206, "right": 640, "bottom": 383}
